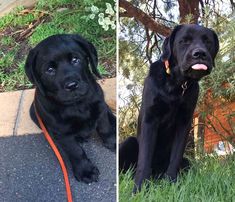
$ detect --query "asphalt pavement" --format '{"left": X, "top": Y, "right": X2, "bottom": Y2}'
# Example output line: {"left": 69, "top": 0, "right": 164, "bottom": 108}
{"left": 0, "top": 134, "right": 116, "bottom": 202}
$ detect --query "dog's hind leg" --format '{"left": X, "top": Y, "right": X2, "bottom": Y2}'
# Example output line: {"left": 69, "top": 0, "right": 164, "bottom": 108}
{"left": 119, "top": 136, "right": 139, "bottom": 173}
{"left": 180, "top": 157, "right": 190, "bottom": 171}
{"left": 97, "top": 107, "right": 116, "bottom": 152}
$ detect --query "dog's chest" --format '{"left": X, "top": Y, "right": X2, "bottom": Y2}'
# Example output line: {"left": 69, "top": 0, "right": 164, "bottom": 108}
{"left": 160, "top": 103, "right": 179, "bottom": 125}
{"left": 70, "top": 117, "right": 97, "bottom": 137}
{"left": 152, "top": 95, "right": 185, "bottom": 126}
{"left": 52, "top": 102, "right": 101, "bottom": 136}
{"left": 52, "top": 115, "right": 98, "bottom": 139}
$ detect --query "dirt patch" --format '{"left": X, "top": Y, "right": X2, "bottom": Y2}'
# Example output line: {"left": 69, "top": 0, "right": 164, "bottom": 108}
{"left": 0, "top": 26, "right": 31, "bottom": 72}
{"left": 101, "top": 59, "right": 116, "bottom": 78}
{"left": 14, "top": 40, "right": 31, "bottom": 61}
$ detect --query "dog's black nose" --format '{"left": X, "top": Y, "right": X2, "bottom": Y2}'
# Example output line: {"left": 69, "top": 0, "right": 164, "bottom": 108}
{"left": 65, "top": 81, "right": 79, "bottom": 91}
{"left": 192, "top": 49, "right": 207, "bottom": 59}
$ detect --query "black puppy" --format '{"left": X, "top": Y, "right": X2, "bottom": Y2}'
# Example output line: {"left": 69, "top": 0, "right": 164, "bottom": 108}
{"left": 25, "top": 34, "right": 116, "bottom": 183}
{"left": 119, "top": 24, "right": 219, "bottom": 192}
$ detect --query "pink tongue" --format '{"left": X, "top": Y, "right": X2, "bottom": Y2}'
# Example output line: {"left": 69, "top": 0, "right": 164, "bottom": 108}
{"left": 191, "top": 64, "right": 208, "bottom": 70}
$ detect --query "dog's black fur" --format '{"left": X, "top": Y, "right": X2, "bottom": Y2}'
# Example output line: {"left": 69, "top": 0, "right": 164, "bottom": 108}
{"left": 25, "top": 34, "right": 116, "bottom": 183}
{"left": 119, "top": 24, "right": 219, "bottom": 192}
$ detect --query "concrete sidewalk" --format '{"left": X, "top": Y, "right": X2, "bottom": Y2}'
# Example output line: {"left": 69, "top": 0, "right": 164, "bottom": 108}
{"left": 0, "top": 78, "right": 116, "bottom": 202}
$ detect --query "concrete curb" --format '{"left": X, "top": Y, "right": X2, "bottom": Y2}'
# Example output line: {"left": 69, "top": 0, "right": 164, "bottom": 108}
{"left": 0, "top": 0, "right": 37, "bottom": 17}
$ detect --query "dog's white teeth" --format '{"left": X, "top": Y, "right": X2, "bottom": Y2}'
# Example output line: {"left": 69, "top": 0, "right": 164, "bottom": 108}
{"left": 191, "top": 64, "right": 208, "bottom": 70}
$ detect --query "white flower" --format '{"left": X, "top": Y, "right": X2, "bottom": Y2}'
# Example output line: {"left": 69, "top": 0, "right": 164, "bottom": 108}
{"left": 90, "top": 5, "right": 99, "bottom": 14}
{"left": 98, "top": 16, "right": 104, "bottom": 25}
{"left": 87, "top": 3, "right": 116, "bottom": 31}
{"left": 104, "top": 17, "right": 112, "bottom": 25}
{"left": 102, "top": 24, "right": 109, "bottom": 31}
{"left": 110, "top": 21, "right": 116, "bottom": 29}
{"left": 98, "top": 13, "right": 104, "bottom": 18}
{"left": 105, "top": 3, "right": 115, "bottom": 15}
{"left": 89, "top": 14, "right": 95, "bottom": 20}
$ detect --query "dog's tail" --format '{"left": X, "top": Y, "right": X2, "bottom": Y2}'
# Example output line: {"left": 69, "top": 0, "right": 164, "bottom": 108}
{"left": 119, "top": 136, "right": 139, "bottom": 173}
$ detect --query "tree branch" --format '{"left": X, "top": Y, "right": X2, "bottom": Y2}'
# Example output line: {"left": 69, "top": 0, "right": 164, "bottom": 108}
{"left": 199, "top": 0, "right": 205, "bottom": 17}
{"left": 230, "top": 0, "right": 235, "bottom": 10}
{"left": 145, "top": 28, "right": 152, "bottom": 64}
{"left": 119, "top": 0, "right": 172, "bottom": 36}
{"left": 119, "top": 11, "right": 133, "bottom": 17}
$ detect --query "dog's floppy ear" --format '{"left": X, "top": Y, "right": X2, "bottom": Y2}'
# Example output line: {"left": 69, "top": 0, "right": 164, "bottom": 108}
{"left": 72, "top": 35, "right": 101, "bottom": 78}
{"left": 161, "top": 36, "right": 170, "bottom": 61}
{"left": 25, "top": 49, "right": 46, "bottom": 96}
{"left": 161, "top": 25, "right": 183, "bottom": 61}
{"left": 25, "top": 49, "right": 36, "bottom": 83}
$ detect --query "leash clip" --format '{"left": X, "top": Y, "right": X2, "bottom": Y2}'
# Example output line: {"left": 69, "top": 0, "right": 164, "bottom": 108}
{"left": 181, "top": 81, "right": 188, "bottom": 96}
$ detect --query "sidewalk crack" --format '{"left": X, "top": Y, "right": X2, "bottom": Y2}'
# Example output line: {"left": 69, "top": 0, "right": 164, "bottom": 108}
{"left": 13, "top": 90, "right": 25, "bottom": 136}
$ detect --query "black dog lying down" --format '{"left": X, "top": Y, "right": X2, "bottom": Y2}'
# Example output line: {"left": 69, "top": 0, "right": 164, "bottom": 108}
{"left": 119, "top": 24, "right": 219, "bottom": 192}
{"left": 25, "top": 34, "right": 116, "bottom": 183}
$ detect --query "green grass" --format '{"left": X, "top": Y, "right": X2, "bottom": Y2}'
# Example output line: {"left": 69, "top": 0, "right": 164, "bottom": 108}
{"left": 35, "top": 0, "right": 82, "bottom": 10}
{"left": 0, "top": 60, "right": 32, "bottom": 91}
{"left": 119, "top": 155, "right": 235, "bottom": 202}
{"left": 0, "top": 46, "right": 19, "bottom": 67}
{"left": 0, "top": 6, "right": 41, "bottom": 30}
{"left": 0, "top": 36, "right": 16, "bottom": 46}
{"left": 0, "top": 0, "right": 115, "bottom": 92}
{"left": 97, "top": 64, "right": 109, "bottom": 76}
{"left": 28, "top": 22, "right": 65, "bottom": 45}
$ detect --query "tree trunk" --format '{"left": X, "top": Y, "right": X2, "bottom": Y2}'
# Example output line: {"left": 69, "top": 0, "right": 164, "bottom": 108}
{"left": 178, "top": 0, "right": 200, "bottom": 23}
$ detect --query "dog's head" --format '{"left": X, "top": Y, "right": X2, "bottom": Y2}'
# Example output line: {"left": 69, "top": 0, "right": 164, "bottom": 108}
{"left": 25, "top": 34, "right": 100, "bottom": 104}
{"left": 161, "top": 24, "right": 219, "bottom": 80}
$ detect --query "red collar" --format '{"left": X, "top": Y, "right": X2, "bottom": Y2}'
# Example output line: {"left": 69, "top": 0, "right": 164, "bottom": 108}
{"left": 164, "top": 60, "right": 171, "bottom": 74}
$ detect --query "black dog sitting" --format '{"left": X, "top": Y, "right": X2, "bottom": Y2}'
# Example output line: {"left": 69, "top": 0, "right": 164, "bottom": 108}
{"left": 25, "top": 34, "right": 116, "bottom": 183}
{"left": 119, "top": 24, "right": 219, "bottom": 192}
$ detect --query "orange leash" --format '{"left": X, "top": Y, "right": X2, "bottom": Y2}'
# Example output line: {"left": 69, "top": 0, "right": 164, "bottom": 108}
{"left": 34, "top": 102, "right": 73, "bottom": 202}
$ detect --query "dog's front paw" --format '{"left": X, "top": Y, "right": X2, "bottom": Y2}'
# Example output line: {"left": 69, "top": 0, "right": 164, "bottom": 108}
{"left": 103, "top": 135, "right": 116, "bottom": 152}
{"left": 164, "top": 172, "right": 177, "bottom": 183}
{"left": 132, "top": 184, "right": 141, "bottom": 194}
{"left": 73, "top": 160, "right": 100, "bottom": 183}
{"left": 133, "top": 169, "right": 151, "bottom": 194}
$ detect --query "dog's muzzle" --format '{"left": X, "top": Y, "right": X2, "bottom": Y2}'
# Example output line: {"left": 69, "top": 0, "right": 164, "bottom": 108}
{"left": 64, "top": 81, "right": 79, "bottom": 91}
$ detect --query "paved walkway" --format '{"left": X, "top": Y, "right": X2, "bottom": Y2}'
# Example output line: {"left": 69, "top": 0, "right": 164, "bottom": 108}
{"left": 0, "top": 0, "right": 37, "bottom": 17}
{"left": 0, "top": 78, "right": 116, "bottom": 202}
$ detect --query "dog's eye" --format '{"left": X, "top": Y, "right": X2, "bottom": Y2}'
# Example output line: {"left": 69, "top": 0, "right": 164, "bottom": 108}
{"left": 71, "top": 57, "right": 80, "bottom": 65}
{"left": 46, "top": 67, "right": 56, "bottom": 75}
{"left": 202, "top": 35, "right": 212, "bottom": 46}
{"left": 204, "top": 39, "right": 212, "bottom": 45}
{"left": 180, "top": 37, "right": 192, "bottom": 45}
